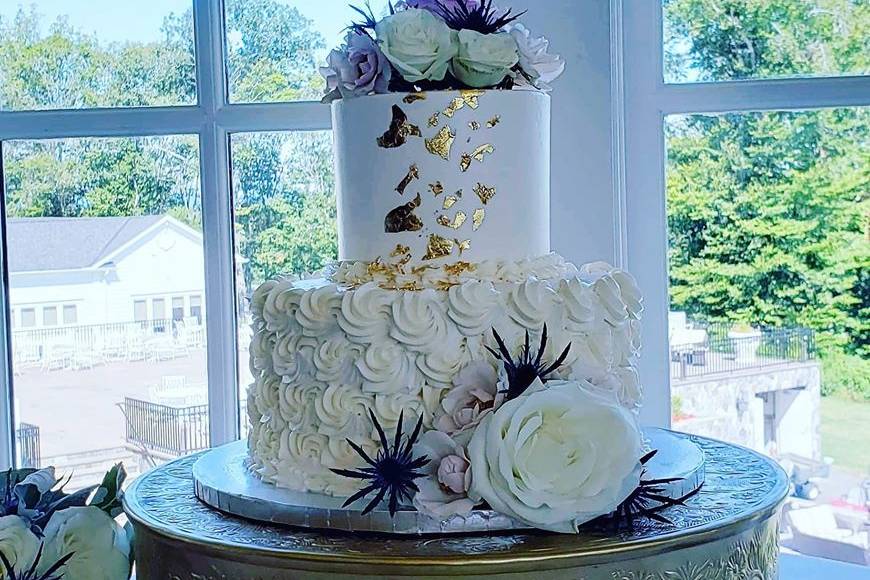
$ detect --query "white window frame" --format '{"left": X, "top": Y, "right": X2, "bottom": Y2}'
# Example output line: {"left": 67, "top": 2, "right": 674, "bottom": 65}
{"left": 0, "top": 0, "right": 333, "bottom": 468}
{"left": 616, "top": 1, "right": 870, "bottom": 426}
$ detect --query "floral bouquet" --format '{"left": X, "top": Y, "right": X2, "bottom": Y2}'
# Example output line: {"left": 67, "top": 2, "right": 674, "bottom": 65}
{"left": 321, "top": 0, "right": 565, "bottom": 102}
{"left": 332, "top": 325, "right": 699, "bottom": 533}
{"left": 0, "top": 465, "right": 131, "bottom": 580}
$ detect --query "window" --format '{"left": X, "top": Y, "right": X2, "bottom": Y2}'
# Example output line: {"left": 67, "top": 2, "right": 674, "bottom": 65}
{"left": 0, "top": 1, "right": 196, "bottom": 111}
{"left": 134, "top": 300, "right": 148, "bottom": 323}
{"left": 189, "top": 295, "right": 202, "bottom": 323}
{"left": 623, "top": 2, "right": 869, "bottom": 566}
{"left": 20, "top": 309, "right": 35, "bottom": 329}
{"left": 62, "top": 305, "right": 77, "bottom": 325}
{"left": 172, "top": 297, "right": 185, "bottom": 321}
{"left": 0, "top": 0, "right": 345, "bottom": 473}
{"left": 42, "top": 307, "right": 57, "bottom": 327}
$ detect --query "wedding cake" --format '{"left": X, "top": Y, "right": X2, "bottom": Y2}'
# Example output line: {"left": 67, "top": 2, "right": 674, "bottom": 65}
{"left": 247, "top": 1, "right": 647, "bottom": 533}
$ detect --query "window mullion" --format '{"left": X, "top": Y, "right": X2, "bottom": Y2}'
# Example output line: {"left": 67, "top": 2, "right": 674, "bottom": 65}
{"left": 194, "top": 0, "right": 239, "bottom": 446}
{"left": 0, "top": 146, "right": 15, "bottom": 469}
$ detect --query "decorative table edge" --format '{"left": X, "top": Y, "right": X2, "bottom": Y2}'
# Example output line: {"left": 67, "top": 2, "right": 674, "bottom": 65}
{"left": 123, "top": 429, "right": 789, "bottom": 575}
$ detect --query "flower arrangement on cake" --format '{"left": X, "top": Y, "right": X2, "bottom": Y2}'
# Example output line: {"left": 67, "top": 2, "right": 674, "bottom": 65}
{"left": 331, "top": 325, "right": 698, "bottom": 533}
{"left": 0, "top": 465, "right": 132, "bottom": 580}
{"left": 320, "top": 0, "right": 565, "bottom": 102}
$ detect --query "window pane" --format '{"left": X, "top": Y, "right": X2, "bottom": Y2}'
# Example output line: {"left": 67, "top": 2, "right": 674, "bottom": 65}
{"left": 3, "top": 135, "right": 209, "bottom": 487}
{"left": 42, "top": 306, "right": 57, "bottom": 327}
{"left": 63, "top": 304, "right": 77, "bottom": 325}
{"left": 663, "top": 0, "right": 869, "bottom": 83}
{"left": 0, "top": 1, "right": 196, "bottom": 111}
{"left": 665, "top": 108, "right": 868, "bottom": 565}
{"left": 230, "top": 130, "right": 336, "bottom": 431}
{"left": 224, "top": 0, "right": 360, "bottom": 103}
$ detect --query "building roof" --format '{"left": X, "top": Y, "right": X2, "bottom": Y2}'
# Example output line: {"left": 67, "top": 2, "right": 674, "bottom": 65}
{"left": 6, "top": 216, "right": 165, "bottom": 272}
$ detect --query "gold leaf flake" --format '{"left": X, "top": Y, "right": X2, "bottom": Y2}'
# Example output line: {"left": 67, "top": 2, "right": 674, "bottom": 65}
{"left": 437, "top": 211, "right": 467, "bottom": 230}
{"left": 459, "top": 144, "right": 495, "bottom": 172}
{"left": 460, "top": 153, "right": 472, "bottom": 173}
{"left": 436, "top": 280, "right": 458, "bottom": 291}
{"left": 422, "top": 234, "right": 454, "bottom": 261}
{"left": 395, "top": 164, "right": 420, "bottom": 195}
{"left": 390, "top": 244, "right": 410, "bottom": 257}
{"left": 399, "top": 281, "right": 423, "bottom": 291}
{"left": 429, "top": 181, "right": 444, "bottom": 196}
{"left": 444, "top": 259, "right": 474, "bottom": 275}
{"left": 486, "top": 115, "right": 501, "bottom": 128}
{"left": 455, "top": 239, "right": 472, "bottom": 256}
{"left": 403, "top": 92, "right": 427, "bottom": 104}
{"left": 377, "top": 105, "right": 422, "bottom": 148}
{"left": 460, "top": 89, "right": 484, "bottom": 109}
{"left": 384, "top": 193, "right": 424, "bottom": 233}
{"left": 425, "top": 126, "right": 456, "bottom": 161}
{"left": 469, "top": 121, "right": 481, "bottom": 131}
{"left": 442, "top": 195, "right": 458, "bottom": 210}
{"left": 472, "top": 208, "right": 485, "bottom": 231}
{"left": 442, "top": 97, "right": 465, "bottom": 118}
{"left": 428, "top": 112, "right": 440, "bottom": 127}
{"left": 474, "top": 183, "right": 496, "bottom": 205}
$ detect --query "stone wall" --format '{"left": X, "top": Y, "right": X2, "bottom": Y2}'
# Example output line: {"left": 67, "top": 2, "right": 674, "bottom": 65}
{"left": 672, "top": 362, "right": 821, "bottom": 460}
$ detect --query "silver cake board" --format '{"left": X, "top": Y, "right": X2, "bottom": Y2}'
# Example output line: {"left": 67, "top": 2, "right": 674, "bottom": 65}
{"left": 193, "top": 427, "right": 705, "bottom": 535}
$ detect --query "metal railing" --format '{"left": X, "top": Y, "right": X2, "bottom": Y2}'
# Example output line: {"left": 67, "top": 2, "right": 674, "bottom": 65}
{"left": 671, "top": 327, "right": 816, "bottom": 380}
{"left": 16, "top": 423, "right": 41, "bottom": 468}
{"left": 12, "top": 318, "right": 205, "bottom": 369}
{"left": 123, "top": 398, "right": 210, "bottom": 456}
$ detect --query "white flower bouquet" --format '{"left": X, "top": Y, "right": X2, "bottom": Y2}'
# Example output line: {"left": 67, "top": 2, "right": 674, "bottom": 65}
{"left": 0, "top": 465, "right": 132, "bottom": 580}
{"left": 321, "top": 0, "right": 565, "bottom": 102}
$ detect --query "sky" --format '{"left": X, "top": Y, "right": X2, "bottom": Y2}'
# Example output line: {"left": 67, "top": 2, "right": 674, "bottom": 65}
{"left": 0, "top": 0, "right": 353, "bottom": 53}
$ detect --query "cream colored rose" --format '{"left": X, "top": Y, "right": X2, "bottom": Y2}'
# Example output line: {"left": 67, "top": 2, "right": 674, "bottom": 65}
{"left": 413, "top": 430, "right": 476, "bottom": 518}
{"left": 451, "top": 29, "right": 518, "bottom": 88}
{"left": 467, "top": 379, "right": 643, "bottom": 533}
{"left": 376, "top": 8, "right": 457, "bottom": 82}
{"left": 0, "top": 515, "right": 39, "bottom": 578}
{"left": 40, "top": 507, "right": 131, "bottom": 580}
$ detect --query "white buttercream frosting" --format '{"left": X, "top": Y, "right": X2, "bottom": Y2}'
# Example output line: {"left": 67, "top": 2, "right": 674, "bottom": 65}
{"left": 246, "top": 255, "right": 644, "bottom": 497}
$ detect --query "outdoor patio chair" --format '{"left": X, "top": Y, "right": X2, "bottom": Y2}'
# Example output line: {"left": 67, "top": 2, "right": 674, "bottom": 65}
{"left": 785, "top": 504, "right": 870, "bottom": 566}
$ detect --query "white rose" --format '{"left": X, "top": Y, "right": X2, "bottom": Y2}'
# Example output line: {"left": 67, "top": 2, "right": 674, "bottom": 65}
{"left": 451, "top": 30, "right": 518, "bottom": 88}
{"left": 376, "top": 9, "right": 457, "bottom": 82}
{"left": 41, "top": 507, "right": 131, "bottom": 580}
{"left": 508, "top": 23, "right": 565, "bottom": 89}
{"left": 0, "top": 515, "right": 39, "bottom": 577}
{"left": 467, "top": 379, "right": 643, "bottom": 533}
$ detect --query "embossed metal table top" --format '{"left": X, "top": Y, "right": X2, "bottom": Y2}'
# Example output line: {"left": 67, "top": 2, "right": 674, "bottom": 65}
{"left": 123, "top": 430, "right": 788, "bottom": 568}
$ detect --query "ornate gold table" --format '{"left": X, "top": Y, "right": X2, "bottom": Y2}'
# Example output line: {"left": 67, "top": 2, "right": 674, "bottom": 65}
{"left": 124, "top": 432, "right": 788, "bottom": 579}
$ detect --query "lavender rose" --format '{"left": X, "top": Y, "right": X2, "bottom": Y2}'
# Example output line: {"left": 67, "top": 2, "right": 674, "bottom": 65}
{"left": 412, "top": 430, "right": 475, "bottom": 518}
{"left": 436, "top": 360, "right": 503, "bottom": 434}
{"left": 320, "top": 32, "right": 392, "bottom": 101}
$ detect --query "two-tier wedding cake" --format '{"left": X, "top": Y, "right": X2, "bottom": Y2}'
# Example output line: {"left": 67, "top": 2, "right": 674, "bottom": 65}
{"left": 246, "top": 0, "right": 648, "bottom": 533}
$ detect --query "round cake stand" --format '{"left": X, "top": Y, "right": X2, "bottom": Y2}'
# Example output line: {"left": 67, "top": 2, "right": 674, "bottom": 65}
{"left": 123, "top": 431, "right": 788, "bottom": 580}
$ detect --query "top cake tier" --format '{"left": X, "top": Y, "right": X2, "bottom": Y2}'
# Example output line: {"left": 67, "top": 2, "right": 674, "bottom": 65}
{"left": 332, "top": 90, "right": 550, "bottom": 266}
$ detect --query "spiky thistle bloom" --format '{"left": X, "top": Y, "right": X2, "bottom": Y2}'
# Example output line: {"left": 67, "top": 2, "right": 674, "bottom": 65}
{"left": 486, "top": 324, "right": 571, "bottom": 401}
{"left": 608, "top": 450, "right": 702, "bottom": 528}
{"left": 331, "top": 409, "right": 430, "bottom": 516}
{"left": 0, "top": 544, "right": 73, "bottom": 580}
{"left": 435, "top": 0, "right": 525, "bottom": 34}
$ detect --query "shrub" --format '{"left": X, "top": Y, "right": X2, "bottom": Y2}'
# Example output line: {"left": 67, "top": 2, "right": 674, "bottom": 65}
{"left": 820, "top": 351, "right": 870, "bottom": 401}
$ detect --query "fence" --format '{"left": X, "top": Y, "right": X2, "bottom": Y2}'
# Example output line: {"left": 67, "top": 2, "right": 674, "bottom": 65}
{"left": 123, "top": 398, "right": 249, "bottom": 457}
{"left": 12, "top": 318, "right": 205, "bottom": 370}
{"left": 671, "top": 326, "right": 816, "bottom": 380}
{"left": 16, "top": 423, "right": 41, "bottom": 468}
{"left": 123, "top": 398, "right": 210, "bottom": 456}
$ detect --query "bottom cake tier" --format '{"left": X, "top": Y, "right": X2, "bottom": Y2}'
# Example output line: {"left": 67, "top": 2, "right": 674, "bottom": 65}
{"left": 124, "top": 431, "right": 788, "bottom": 580}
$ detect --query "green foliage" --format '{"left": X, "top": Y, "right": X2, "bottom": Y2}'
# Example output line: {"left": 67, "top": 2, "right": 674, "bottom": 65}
{"left": 665, "top": 0, "right": 869, "bottom": 400}
{"left": 820, "top": 350, "right": 870, "bottom": 400}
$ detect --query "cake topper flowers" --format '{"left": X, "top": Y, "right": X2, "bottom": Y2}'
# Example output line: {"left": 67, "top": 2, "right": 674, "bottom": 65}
{"left": 320, "top": 1, "right": 564, "bottom": 101}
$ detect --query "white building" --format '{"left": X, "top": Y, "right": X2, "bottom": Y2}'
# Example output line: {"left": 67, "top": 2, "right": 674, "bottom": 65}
{"left": 7, "top": 215, "right": 206, "bottom": 329}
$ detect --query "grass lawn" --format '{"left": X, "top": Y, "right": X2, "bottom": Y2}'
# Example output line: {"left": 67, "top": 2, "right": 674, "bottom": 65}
{"left": 820, "top": 395, "right": 870, "bottom": 474}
